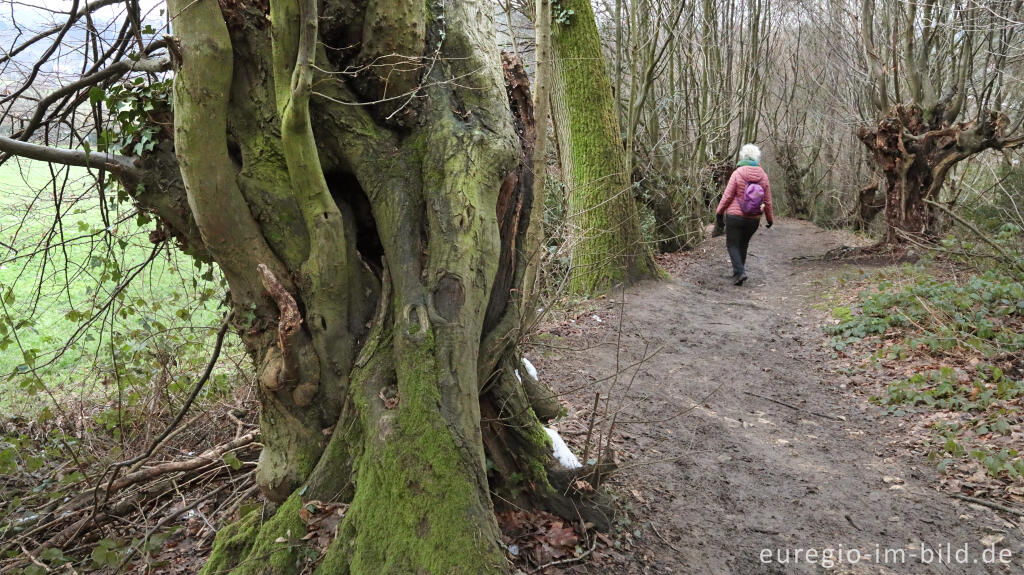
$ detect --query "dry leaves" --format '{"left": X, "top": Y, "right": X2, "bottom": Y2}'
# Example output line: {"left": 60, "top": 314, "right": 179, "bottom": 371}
{"left": 498, "top": 509, "right": 585, "bottom": 567}
{"left": 298, "top": 500, "right": 348, "bottom": 551}
{"left": 378, "top": 388, "right": 399, "bottom": 410}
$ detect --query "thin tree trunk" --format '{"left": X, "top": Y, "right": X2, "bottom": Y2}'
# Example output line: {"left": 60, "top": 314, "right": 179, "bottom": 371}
{"left": 525, "top": 0, "right": 553, "bottom": 318}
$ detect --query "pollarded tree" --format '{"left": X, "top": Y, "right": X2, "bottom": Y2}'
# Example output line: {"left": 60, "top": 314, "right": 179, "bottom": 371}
{"left": 857, "top": 0, "right": 1024, "bottom": 244}
{"left": 0, "top": 0, "right": 602, "bottom": 571}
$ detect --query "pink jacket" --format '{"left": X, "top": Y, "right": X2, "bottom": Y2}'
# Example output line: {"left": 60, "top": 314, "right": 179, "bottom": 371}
{"left": 716, "top": 165, "right": 773, "bottom": 222}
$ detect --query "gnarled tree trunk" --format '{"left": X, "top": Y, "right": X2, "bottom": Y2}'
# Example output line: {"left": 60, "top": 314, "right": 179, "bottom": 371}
{"left": 776, "top": 140, "right": 814, "bottom": 219}
{"left": 852, "top": 182, "right": 884, "bottom": 231}
{"left": 858, "top": 104, "right": 1023, "bottom": 245}
{"left": 129, "top": 0, "right": 592, "bottom": 572}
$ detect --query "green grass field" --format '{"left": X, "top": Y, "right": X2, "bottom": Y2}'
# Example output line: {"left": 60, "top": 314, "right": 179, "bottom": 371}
{"left": 0, "top": 158, "right": 234, "bottom": 414}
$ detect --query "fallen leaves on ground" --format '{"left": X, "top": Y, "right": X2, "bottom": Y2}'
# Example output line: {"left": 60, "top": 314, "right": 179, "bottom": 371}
{"left": 299, "top": 500, "right": 348, "bottom": 552}
{"left": 498, "top": 509, "right": 586, "bottom": 568}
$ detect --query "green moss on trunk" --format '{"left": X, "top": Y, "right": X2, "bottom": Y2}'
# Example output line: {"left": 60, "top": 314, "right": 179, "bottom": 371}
{"left": 330, "top": 333, "right": 506, "bottom": 574}
{"left": 198, "top": 508, "right": 262, "bottom": 575}
{"left": 550, "top": 0, "right": 659, "bottom": 295}
{"left": 175, "top": 0, "right": 585, "bottom": 572}
{"left": 200, "top": 493, "right": 307, "bottom": 575}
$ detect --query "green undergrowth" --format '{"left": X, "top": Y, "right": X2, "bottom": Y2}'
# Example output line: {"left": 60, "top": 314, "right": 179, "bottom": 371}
{"left": 826, "top": 266, "right": 1024, "bottom": 355}
{"left": 872, "top": 366, "right": 1024, "bottom": 480}
{"left": 824, "top": 242, "right": 1024, "bottom": 486}
{"left": 1, "top": 159, "right": 248, "bottom": 572}
{"left": 0, "top": 158, "right": 241, "bottom": 418}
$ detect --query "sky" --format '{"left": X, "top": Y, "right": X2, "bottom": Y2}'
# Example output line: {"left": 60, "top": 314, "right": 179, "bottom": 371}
{"left": 1, "top": 0, "right": 167, "bottom": 90}
{"left": 3, "top": 0, "right": 165, "bottom": 28}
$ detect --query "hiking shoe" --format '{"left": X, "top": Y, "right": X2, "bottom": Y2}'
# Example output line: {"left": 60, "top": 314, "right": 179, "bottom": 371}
{"left": 734, "top": 273, "right": 747, "bottom": 286}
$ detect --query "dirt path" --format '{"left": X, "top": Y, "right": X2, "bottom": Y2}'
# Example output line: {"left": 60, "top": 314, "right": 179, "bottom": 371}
{"left": 530, "top": 218, "right": 1023, "bottom": 574}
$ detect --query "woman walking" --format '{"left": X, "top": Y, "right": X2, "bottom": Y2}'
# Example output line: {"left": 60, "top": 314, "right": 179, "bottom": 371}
{"left": 715, "top": 144, "right": 774, "bottom": 286}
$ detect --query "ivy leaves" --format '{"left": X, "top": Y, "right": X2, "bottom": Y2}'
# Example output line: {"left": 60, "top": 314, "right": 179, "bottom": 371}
{"left": 551, "top": 0, "right": 574, "bottom": 25}
{"left": 90, "top": 77, "right": 172, "bottom": 157}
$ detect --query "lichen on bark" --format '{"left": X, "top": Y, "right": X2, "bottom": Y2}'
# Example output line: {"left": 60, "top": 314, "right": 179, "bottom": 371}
{"left": 154, "top": 0, "right": 605, "bottom": 572}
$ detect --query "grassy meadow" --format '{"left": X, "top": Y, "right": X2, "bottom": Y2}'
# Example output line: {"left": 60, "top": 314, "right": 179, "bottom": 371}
{"left": 0, "top": 158, "right": 237, "bottom": 416}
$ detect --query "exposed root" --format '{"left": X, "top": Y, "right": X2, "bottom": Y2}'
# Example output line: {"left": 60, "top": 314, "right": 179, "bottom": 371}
{"left": 797, "top": 241, "right": 921, "bottom": 265}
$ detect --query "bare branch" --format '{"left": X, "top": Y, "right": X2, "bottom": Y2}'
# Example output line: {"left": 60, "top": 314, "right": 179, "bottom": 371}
{"left": 12, "top": 55, "right": 170, "bottom": 144}
{"left": 0, "top": 134, "right": 136, "bottom": 174}
{"left": 0, "top": 0, "right": 125, "bottom": 67}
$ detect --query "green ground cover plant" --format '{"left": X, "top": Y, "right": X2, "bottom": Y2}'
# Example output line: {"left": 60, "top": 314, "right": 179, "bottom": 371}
{"left": 826, "top": 235, "right": 1024, "bottom": 484}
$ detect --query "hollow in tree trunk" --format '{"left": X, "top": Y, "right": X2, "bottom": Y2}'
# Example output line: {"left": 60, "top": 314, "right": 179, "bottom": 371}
{"left": 117, "top": 0, "right": 603, "bottom": 572}
{"left": 851, "top": 182, "right": 884, "bottom": 231}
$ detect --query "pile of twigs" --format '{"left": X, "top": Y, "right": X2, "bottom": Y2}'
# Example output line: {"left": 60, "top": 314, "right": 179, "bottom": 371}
{"left": 1, "top": 411, "right": 260, "bottom": 573}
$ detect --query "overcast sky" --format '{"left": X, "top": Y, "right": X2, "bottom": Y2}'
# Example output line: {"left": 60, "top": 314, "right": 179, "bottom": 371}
{"left": 3, "top": 0, "right": 165, "bottom": 27}
{"left": 1, "top": 0, "right": 167, "bottom": 48}
{"left": 1, "top": 0, "right": 167, "bottom": 87}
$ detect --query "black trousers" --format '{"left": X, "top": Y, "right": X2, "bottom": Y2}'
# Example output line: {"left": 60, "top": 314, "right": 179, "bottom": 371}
{"left": 725, "top": 214, "right": 759, "bottom": 276}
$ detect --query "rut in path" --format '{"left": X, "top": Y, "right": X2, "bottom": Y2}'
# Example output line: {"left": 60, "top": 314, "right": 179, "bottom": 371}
{"left": 533, "top": 218, "right": 1023, "bottom": 574}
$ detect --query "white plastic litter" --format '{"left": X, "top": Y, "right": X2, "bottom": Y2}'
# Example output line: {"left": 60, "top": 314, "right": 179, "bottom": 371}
{"left": 591, "top": 314, "right": 603, "bottom": 323}
{"left": 521, "top": 357, "right": 538, "bottom": 381}
{"left": 543, "top": 427, "right": 582, "bottom": 469}
{"left": 514, "top": 369, "right": 522, "bottom": 382}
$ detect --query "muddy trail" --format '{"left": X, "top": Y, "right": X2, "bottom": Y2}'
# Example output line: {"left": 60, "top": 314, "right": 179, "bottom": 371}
{"left": 529, "top": 219, "right": 1023, "bottom": 574}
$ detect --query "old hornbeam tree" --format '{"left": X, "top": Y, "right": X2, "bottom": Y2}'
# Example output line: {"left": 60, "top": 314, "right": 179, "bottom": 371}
{"left": 857, "top": 0, "right": 1024, "bottom": 244}
{"left": 0, "top": 0, "right": 607, "bottom": 572}
{"left": 550, "top": 0, "right": 659, "bottom": 294}
{"left": 858, "top": 105, "right": 1024, "bottom": 243}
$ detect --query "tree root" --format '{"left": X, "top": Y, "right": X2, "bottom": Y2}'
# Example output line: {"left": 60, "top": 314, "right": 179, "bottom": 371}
{"left": 804, "top": 241, "right": 920, "bottom": 264}
{"left": 543, "top": 461, "right": 619, "bottom": 531}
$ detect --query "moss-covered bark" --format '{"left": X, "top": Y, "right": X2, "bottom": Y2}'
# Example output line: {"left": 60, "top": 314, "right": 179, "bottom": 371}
{"left": 153, "top": 0, "right": 602, "bottom": 573}
{"left": 550, "top": 0, "right": 659, "bottom": 295}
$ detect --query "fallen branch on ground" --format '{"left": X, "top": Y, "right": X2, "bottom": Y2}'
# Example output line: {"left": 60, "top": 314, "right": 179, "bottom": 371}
{"left": 742, "top": 391, "right": 843, "bottom": 421}
{"left": 952, "top": 493, "right": 1024, "bottom": 517}
{"left": 924, "top": 199, "right": 1024, "bottom": 278}
{"left": 99, "top": 429, "right": 257, "bottom": 497}
{"left": 0, "top": 431, "right": 259, "bottom": 562}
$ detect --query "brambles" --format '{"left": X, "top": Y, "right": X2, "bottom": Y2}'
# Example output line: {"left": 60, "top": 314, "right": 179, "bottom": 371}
{"left": 877, "top": 366, "right": 1023, "bottom": 413}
